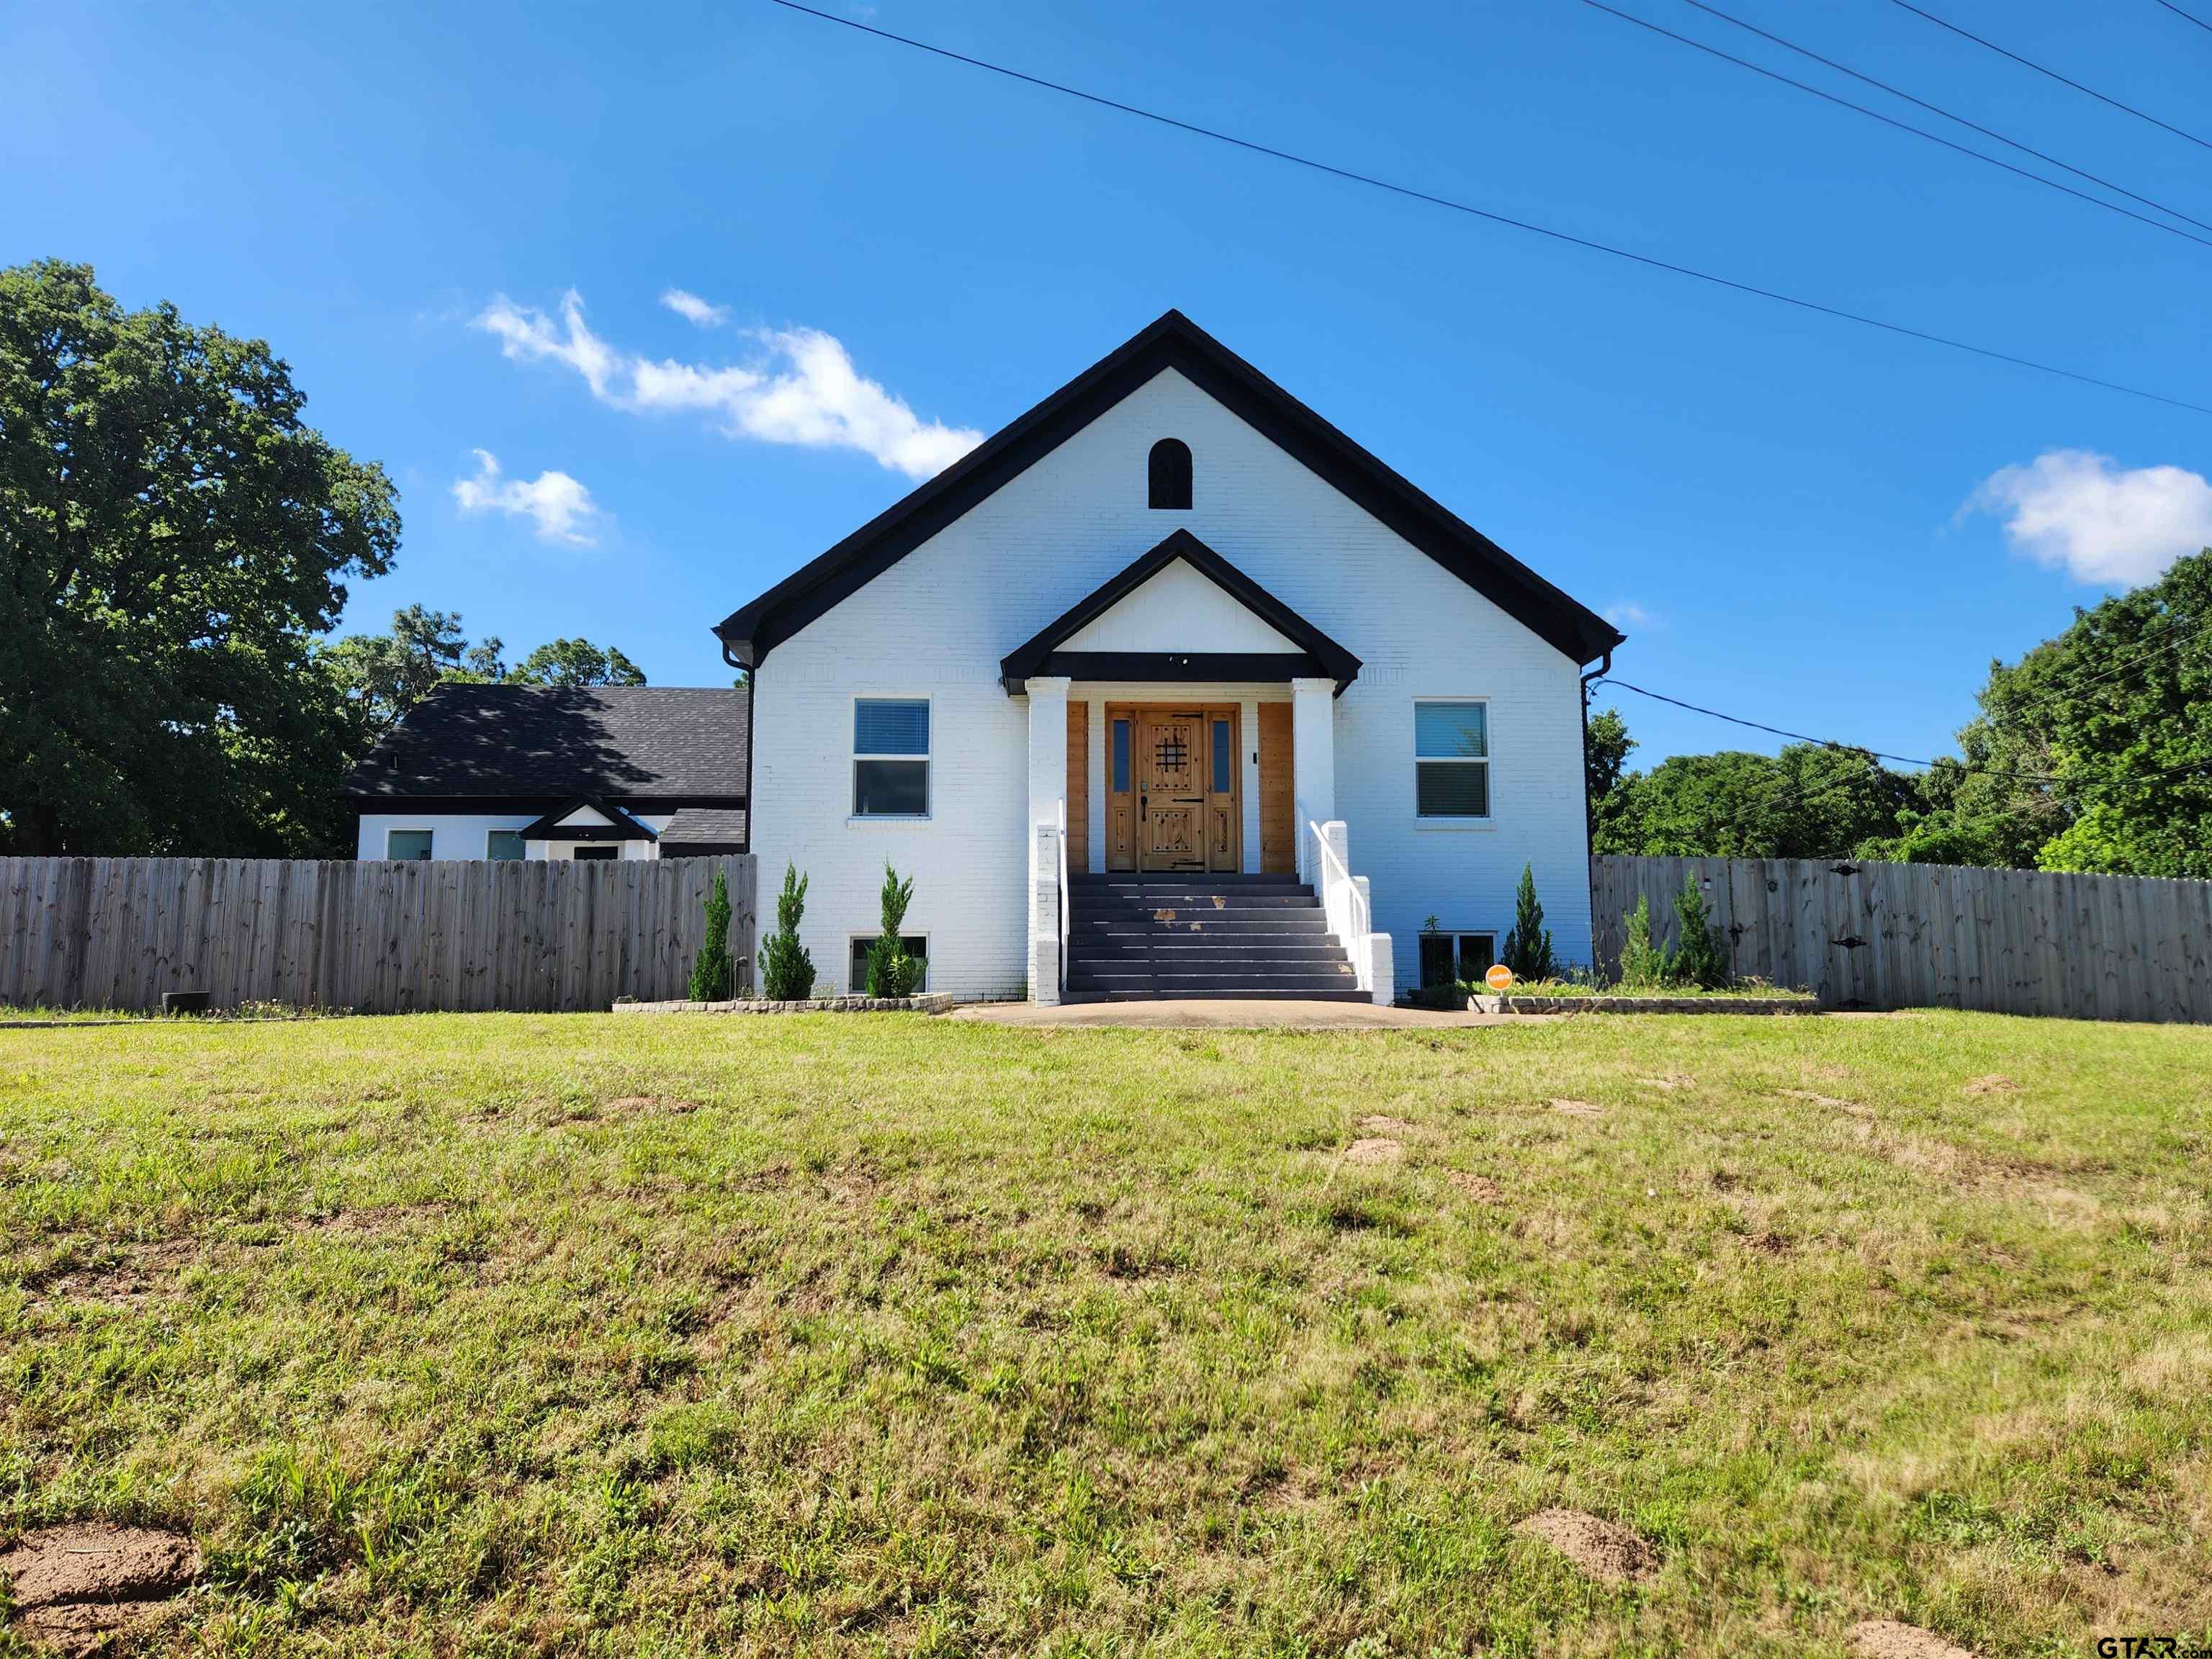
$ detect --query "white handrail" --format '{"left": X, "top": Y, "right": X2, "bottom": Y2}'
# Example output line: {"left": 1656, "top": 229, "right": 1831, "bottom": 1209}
{"left": 1308, "top": 819, "right": 1390, "bottom": 1003}
{"left": 1308, "top": 819, "right": 1370, "bottom": 943}
{"left": 1057, "top": 797, "right": 1071, "bottom": 998}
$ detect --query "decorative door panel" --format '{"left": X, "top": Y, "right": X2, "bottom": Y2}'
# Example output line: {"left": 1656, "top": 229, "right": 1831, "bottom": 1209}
{"left": 1138, "top": 710, "right": 1206, "bottom": 871}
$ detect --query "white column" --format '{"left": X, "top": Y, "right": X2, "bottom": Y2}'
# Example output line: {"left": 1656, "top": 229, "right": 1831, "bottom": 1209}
{"left": 1290, "top": 677, "right": 1336, "bottom": 881}
{"left": 1025, "top": 676, "right": 1071, "bottom": 1004}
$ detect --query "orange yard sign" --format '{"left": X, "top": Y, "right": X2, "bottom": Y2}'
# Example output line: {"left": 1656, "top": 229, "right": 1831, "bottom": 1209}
{"left": 1484, "top": 963, "right": 1515, "bottom": 992}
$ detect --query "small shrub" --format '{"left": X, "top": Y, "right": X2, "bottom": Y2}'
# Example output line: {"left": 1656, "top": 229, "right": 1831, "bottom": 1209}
{"left": 866, "top": 862, "right": 922, "bottom": 997}
{"left": 1617, "top": 894, "right": 1672, "bottom": 989}
{"left": 1501, "top": 862, "right": 1557, "bottom": 981}
{"left": 1671, "top": 875, "right": 1735, "bottom": 989}
{"left": 686, "top": 868, "right": 734, "bottom": 1001}
{"left": 757, "top": 863, "right": 816, "bottom": 1001}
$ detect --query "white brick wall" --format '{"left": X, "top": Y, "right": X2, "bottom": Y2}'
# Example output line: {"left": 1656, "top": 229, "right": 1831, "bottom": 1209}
{"left": 748, "top": 367, "right": 1595, "bottom": 999}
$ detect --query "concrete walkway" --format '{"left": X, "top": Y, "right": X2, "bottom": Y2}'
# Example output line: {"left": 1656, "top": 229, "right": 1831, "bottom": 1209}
{"left": 950, "top": 999, "right": 1547, "bottom": 1030}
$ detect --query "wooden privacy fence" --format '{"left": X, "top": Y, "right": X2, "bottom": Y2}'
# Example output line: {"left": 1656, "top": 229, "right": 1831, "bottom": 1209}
{"left": 0, "top": 855, "right": 756, "bottom": 1014}
{"left": 1591, "top": 855, "right": 2212, "bottom": 1023}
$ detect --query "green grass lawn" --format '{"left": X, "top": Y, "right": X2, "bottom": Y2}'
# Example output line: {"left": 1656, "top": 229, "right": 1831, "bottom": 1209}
{"left": 4, "top": 1010, "right": 2209, "bottom": 1656}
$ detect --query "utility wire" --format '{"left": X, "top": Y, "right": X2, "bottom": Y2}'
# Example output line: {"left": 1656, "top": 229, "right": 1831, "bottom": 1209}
{"left": 1675, "top": 0, "right": 2212, "bottom": 237}
{"left": 2154, "top": 0, "right": 2212, "bottom": 35}
{"left": 1593, "top": 675, "right": 2212, "bottom": 793}
{"left": 761, "top": 0, "right": 2212, "bottom": 417}
{"left": 1584, "top": 0, "right": 2212, "bottom": 249}
{"left": 1889, "top": 0, "right": 2212, "bottom": 154}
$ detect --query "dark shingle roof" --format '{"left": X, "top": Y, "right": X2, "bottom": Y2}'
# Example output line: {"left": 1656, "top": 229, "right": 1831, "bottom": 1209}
{"left": 343, "top": 684, "right": 748, "bottom": 801}
{"left": 660, "top": 807, "right": 750, "bottom": 848}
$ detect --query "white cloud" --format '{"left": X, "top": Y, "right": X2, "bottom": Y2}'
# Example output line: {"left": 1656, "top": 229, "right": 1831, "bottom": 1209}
{"left": 472, "top": 289, "right": 983, "bottom": 481}
{"left": 1966, "top": 449, "right": 2212, "bottom": 588}
{"left": 660, "top": 287, "right": 729, "bottom": 328}
{"left": 451, "top": 449, "right": 601, "bottom": 546}
{"left": 1604, "top": 600, "right": 1658, "bottom": 631}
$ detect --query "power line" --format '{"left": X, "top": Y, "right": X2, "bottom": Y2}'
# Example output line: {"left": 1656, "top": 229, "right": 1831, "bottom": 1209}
{"left": 1889, "top": 0, "right": 2212, "bottom": 154}
{"left": 1675, "top": 0, "right": 2212, "bottom": 238}
{"left": 2152, "top": 0, "right": 2212, "bottom": 36}
{"left": 1593, "top": 675, "right": 2212, "bottom": 793}
{"left": 761, "top": 0, "right": 2212, "bottom": 418}
{"left": 1583, "top": 0, "right": 2212, "bottom": 250}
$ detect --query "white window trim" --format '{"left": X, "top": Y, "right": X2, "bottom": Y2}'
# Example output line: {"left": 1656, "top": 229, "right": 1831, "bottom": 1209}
{"left": 1412, "top": 696, "right": 1494, "bottom": 823}
{"left": 852, "top": 696, "right": 932, "bottom": 820}
{"left": 846, "top": 931, "right": 930, "bottom": 995}
{"left": 385, "top": 827, "right": 436, "bottom": 861}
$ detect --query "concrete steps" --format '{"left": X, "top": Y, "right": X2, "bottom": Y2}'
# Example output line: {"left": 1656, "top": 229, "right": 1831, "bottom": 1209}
{"left": 1064, "top": 875, "right": 1364, "bottom": 1002}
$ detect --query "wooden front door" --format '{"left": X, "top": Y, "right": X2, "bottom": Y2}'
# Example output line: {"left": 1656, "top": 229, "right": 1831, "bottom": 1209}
{"left": 1107, "top": 704, "right": 1242, "bottom": 873}
{"left": 1139, "top": 709, "right": 1205, "bottom": 871}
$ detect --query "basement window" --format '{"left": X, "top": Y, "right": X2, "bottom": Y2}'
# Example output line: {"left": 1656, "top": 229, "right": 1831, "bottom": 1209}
{"left": 853, "top": 698, "right": 930, "bottom": 817}
{"left": 849, "top": 935, "right": 930, "bottom": 994}
{"left": 1419, "top": 930, "right": 1499, "bottom": 987}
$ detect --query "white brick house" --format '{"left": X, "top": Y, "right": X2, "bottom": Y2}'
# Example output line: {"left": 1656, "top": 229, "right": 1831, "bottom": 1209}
{"left": 717, "top": 312, "right": 1622, "bottom": 1004}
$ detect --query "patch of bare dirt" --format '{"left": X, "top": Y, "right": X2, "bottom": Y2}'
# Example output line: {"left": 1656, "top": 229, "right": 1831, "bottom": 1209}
{"left": 1846, "top": 1620, "right": 1977, "bottom": 1659}
{"left": 1634, "top": 1074, "right": 1689, "bottom": 1092}
{"left": 1515, "top": 1507, "right": 1658, "bottom": 1586}
{"left": 1745, "top": 1230, "right": 1794, "bottom": 1256}
{"left": 1776, "top": 1087, "right": 1869, "bottom": 1115}
{"left": 605, "top": 1094, "right": 700, "bottom": 1116}
{"left": 1447, "top": 1171, "right": 1503, "bottom": 1202}
{"left": 1, "top": 1524, "right": 199, "bottom": 1658}
{"left": 1550, "top": 1098, "right": 1604, "bottom": 1119}
{"left": 24, "top": 1239, "right": 197, "bottom": 1308}
{"left": 1343, "top": 1138, "right": 1405, "bottom": 1166}
{"left": 1355, "top": 1115, "right": 1416, "bottom": 1136}
{"left": 1964, "top": 1074, "right": 2020, "bottom": 1097}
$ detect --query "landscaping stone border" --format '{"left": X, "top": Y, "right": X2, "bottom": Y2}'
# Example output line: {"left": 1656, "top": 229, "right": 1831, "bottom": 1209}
{"left": 1470, "top": 993, "right": 1818, "bottom": 1015}
{"left": 613, "top": 993, "right": 956, "bottom": 1016}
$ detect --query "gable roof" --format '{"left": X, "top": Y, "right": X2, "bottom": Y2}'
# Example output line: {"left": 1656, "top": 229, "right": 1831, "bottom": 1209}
{"left": 342, "top": 684, "right": 749, "bottom": 803}
{"left": 516, "top": 797, "right": 660, "bottom": 841}
{"left": 714, "top": 309, "right": 1624, "bottom": 669}
{"left": 999, "top": 529, "right": 1362, "bottom": 694}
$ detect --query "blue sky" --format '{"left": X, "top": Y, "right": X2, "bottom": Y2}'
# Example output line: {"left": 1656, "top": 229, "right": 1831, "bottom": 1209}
{"left": 6, "top": 0, "right": 2209, "bottom": 768}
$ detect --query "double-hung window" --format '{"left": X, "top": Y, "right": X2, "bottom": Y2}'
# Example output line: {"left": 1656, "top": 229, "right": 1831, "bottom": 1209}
{"left": 1414, "top": 701, "right": 1491, "bottom": 819}
{"left": 853, "top": 698, "right": 930, "bottom": 817}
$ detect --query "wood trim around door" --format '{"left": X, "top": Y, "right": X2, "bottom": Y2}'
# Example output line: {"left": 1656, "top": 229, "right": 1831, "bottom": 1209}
{"left": 1104, "top": 703, "right": 1243, "bottom": 874}
{"left": 1066, "top": 700, "right": 1089, "bottom": 871}
{"left": 1256, "top": 702, "right": 1295, "bottom": 875}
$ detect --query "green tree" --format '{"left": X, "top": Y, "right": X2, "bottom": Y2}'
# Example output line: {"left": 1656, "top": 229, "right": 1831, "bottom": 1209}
{"left": 0, "top": 259, "right": 399, "bottom": 855}
{"left": 1670, "top": 876, "right": 1734, "bottom": 989}
{"left": 1585, "top": 705, "right": 1636, "bottom": 848}
{"left": 1596, "top": 743, "right": 1915, "bottom": 860}
{"left": 1864, "top": 549, "right": 2212, "bottom": 876}
{"left": 864, "top": 861, "right": 921, "bottom": 997}
{"left": 508, "top": 637, "right": 647, "bottom": 688}
{"left": 687, "top": 867, "right": 734, "bottom": 1001}
{"left": 322, "top": 604, "right": 504, "bottom": 747}
{"left": 1500, "top": 862, "right": 1557, "bottom": 981}
{"left": 758, "top": 863, "right": 816, "bottom": 1001}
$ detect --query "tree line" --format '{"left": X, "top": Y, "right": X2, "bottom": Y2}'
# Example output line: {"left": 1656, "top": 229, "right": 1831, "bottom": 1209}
{"left": 1589, "top": 544, "right": 2212, "bottom": 878}
{"left": 1, "top": 261, "right": 650, "bottom": 859}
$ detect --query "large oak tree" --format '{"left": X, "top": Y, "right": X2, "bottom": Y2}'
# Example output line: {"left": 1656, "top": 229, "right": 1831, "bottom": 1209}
{"left": 1, "top": 260, "right": 399, "bottom": 855}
